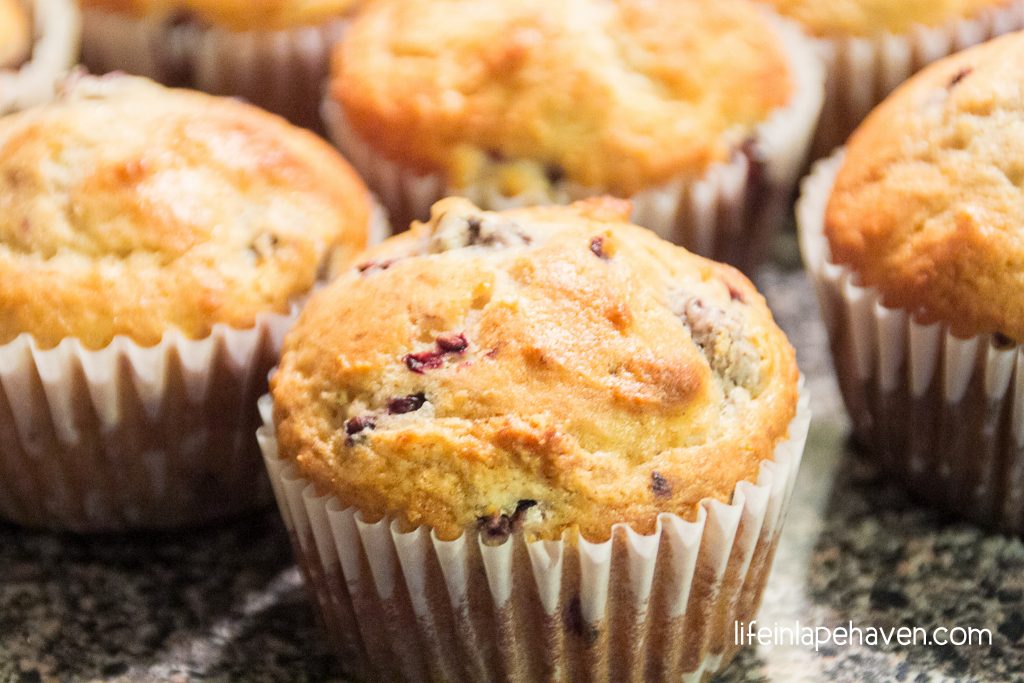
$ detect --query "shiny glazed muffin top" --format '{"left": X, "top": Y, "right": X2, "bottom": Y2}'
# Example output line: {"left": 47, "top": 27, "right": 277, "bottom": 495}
{"left": 826, "top": 32, "right": 1024, "bottom": 342}
{"left": 330, "top": 0, "right": 794, "bottom": 197}
{"left": 0, "top": 0, "right": 31, "bottom": 69}
{"left": 0, "top": 74, "right": 371, "bottom": 349}
{"left": 759, "top": 0, "right": 1010, "bottom": 36}
{"left": 272, "top": 198, "right": 799, "bottom": 542}
{"left": 79, "top": 0, "right": 360, "bottom": 30}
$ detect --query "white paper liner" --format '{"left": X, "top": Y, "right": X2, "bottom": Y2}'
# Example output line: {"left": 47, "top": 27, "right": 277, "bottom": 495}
{"left": 799, "top": 151, "right": 1024, "bottom": 534}
{"left": 322, "top": 15, "right": 824, "bottom": 273}
{"left": 0, "top": 306, "right": 308, "bottom": 531}
{"left": 258, "top": 384, "right": 810, "bottom": 680}
{"left": 806, "top": 0, "right": 1024, "bottom": 159}
{"left": 0, "top": 0, "right": 81, "bottom": 114}
{"left": 80, "top": 9, "right": 349, "bottom": 131}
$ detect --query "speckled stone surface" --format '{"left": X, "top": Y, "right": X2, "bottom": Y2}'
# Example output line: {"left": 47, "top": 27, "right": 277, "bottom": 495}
{"left": 2, "top": 244, "right": 1024, "bottom": 683}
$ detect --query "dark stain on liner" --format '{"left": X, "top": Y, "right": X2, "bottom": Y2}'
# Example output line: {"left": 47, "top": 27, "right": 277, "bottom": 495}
{"left": 563, "top": 595, "right": 600, "bottom": 646}
{"left": 739, "top": 137, "right": 766, "bottom": 189}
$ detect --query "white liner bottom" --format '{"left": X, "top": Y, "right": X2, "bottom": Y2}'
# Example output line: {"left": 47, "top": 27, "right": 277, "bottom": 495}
{"left": 258, "top": 386, "right": 810, "bottom": 681}
{"left": 323, "top": 15, "right": 825, "bottom": 273}
{"left": 807, "top": 0, "right": 1024, "bottom": 158}
{"left": 799, "top": 152, "right": 1024, "bottom": 533}
{"left": 0, "top": 310, "right": 297, "bottom": 531}
{"left": 0, "top": 0, "right": 81, "bottom": 114}
{"left": 81, "top": 9, "right": 348, "bottom": 131}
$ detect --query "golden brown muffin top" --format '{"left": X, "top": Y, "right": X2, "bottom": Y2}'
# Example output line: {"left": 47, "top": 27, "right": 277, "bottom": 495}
{"left": 79, "top": 0, "right": 359, "bottom": 30}
{"left": 759, "top": 0, "right": 1010, "bottom": 37}
{"left": 826, "top": 33, "right": 1024, "bottom": 342}
{"left": 272, "top": 198, "right": 799, "bottom": 542}
{"left": 330, "top": 0, "right": 794, "bottom": 198}
{"left": 0, "top": 0, "right": 32, "bottom": 69}
{"left": 0, "top": 74, "right": 371, "bottom": 350}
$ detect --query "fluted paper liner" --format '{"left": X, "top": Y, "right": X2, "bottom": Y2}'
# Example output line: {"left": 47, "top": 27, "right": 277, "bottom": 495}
{"left": 799, "top": 151, "right": 1024, "bottom": 534}
{"left": 0, "top": 0, "right": 81, "bottom": 114}
{"left": 805, "top": 0, "right": 1024, "bottom": 159}
{"left": 81, "top": 9, "right": 349, "bottom": 131}
{"left": 0, "top": 308, "right": 302, "bottom": 531}
{"left": 322, "top": 15, "right": 824, "bottom": 273}
{"left": 258, "top": 386, "right": 810, "bottom": 681}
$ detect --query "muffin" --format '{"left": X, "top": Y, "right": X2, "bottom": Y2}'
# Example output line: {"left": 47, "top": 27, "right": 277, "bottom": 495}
{"left": 261, "top": 197, "right": 810, "bottom": 681}
{"left": 799, "top": 32, "right": 1024, "bottom": 533}
{"left": 0, "top": 0, "right": 81, "bottom": 114}
{"left": 759, "top": 0, "right": 1024, "bottom": 158}
{"left": 0, "top": 73, "right": 375, "bottom": 531}
{"left": 323, "top": 0, "right": 824, "bottom": 272}
{"left": 79, "top": 0, "right": 363, "bottom": 131}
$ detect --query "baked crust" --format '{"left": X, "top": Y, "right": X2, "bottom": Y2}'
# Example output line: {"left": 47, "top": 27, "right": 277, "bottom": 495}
{"left": 0, "top": 74, "right": 371, "bottom": 349}
{"left": 272, "top": 198, "right": 799, "bottom": 541}
{"left": 825, "top": 32, "right": 1024, "bottom": 342}
{"left": 79, "top": 0, "right": 359, "bottom": 31}
{"left": 0, "top": 0, "right": 31, "bottom": 69}
{"left": 329, "top": 0, "right": 794, "bottom": 197}
{"left": 759, "top": 0, "right": 1010, "bottom": 37}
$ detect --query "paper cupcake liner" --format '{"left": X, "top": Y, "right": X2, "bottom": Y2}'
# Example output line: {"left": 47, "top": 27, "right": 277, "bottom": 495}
{"left": 807, "top": 0, "right": 1024, "bottom": 159}
{"left": 257, "top": 385, "right": 810, "bottom": 681}
{"left": 80, "top": 9, "right": 349, "bottom": 131}
{"left": 0, "top": 308, "right": 307, "bottom": 532}
{"left": 799, "top": 151, "right": 1024, "bottom": 534}
{"left": 0, "top": 0, "right": 81, "bottom": 114}
{"left": 322, "top": 16, "right": 824, "bottom": 273}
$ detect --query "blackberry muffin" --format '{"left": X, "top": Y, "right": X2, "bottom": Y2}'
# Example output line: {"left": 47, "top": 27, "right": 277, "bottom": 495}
{"left": 0, "top": 0, "right": 81, "bottom": 114}
{"left": 759, "top": 0, "right": 1024, "bottom": 158}
{"left": 799, "top": 31, "right": 1024, "bottom": 533}
{"left": 324, "top": 0, "right": 824, "bottom": 272}
{"left": 0, "top": 73, "right": 373, "bottom": 531}
{"left": 263, "top": 197, "right": 810, "bottom": 681}
{"left": 80, "top": 0, "right": 364, "bottom": 131}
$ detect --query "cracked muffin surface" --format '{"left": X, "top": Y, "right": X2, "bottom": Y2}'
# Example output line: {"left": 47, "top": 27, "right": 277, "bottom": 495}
{"left": 329, "top": 0, "right": 794, "bottom": 197}
{"left": 0, "top": 0, "right": 31, "bottom": 69}
{"left": 759, "top": 0, "right": 1011, "bottom": 37}
{"left": 79, "top": 0, "right": 360, "bottom": 30}
{"left": 825, "top": 32, "right": 1024, "bottom": 342}
{"left": 0, "top": 73, "right": 371, "bottom": 349}
{"left": 272, "top": 198, "right": 799, "bottom": 541}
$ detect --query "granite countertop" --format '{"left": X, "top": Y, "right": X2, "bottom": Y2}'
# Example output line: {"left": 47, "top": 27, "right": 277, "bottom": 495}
{"left": 2, "top": 247, "right": 1024, "bottom": 683}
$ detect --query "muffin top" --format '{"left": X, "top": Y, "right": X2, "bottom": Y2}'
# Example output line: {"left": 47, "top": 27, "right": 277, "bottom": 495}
{"left": 272, "top": 198, "right": 799, "bottom": 542}
{"left": 760, "top": 0, "right": 1010, "bottom": 37}
{"left": 826, "top": 33, "right": 1024, "bottom": 342}
{"left": 330, "top": 0, "right": 794, "bottom": 198}
{"left": 0, "top": 74, "right": 371, "bottom": 349}
{"left": 80, "top": 0, "right": 359, "bottom": 31}
{"left": 0, "top": 0, "right": 31, "bottom": 69}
